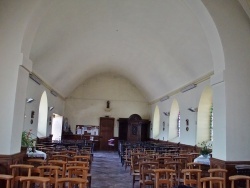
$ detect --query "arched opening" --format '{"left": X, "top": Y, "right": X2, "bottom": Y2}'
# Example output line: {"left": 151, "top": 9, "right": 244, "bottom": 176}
{"left": 153, "top": 106, "right": 160, "bottom": 139}
{"left": 37, "top": 91, "right": 48, "bottom": 137}
{"left": 197, "top": 86, "right": 213, "bottom": 144}
{"left": 168, "top": 99, "right": 180, "bottom": 142}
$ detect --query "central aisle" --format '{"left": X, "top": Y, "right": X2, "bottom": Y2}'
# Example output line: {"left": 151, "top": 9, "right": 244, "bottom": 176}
{"left": 91, "top": 151, "right": 137, "bottom": 188}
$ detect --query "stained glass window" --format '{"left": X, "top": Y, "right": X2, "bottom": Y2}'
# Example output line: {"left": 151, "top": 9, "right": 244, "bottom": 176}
{"left": 210, "top": 105, "right": 213, "bottom": 141}
{"left": 177, "top": 112, "right": 180, "bottom": 137}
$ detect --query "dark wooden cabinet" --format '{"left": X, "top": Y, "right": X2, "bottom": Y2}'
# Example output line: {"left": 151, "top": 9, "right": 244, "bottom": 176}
{"left": 99, "top": 117, "right": 114, "bottom": 150}
{"left": 118, "top": 114, "right": 150, "bottom": 142}
{"left": 118, "top": 118, "right": 128, "bottom": 141}
{"left": 141, "top": 120, "right": 151, "bottom": 141}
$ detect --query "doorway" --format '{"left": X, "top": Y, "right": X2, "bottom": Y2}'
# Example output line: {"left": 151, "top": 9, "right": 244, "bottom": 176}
{"left": 37, "top": 91, "right": 48, "bottom": 138}
{"left": 99, "top": 117, "right": 114, "bottom": 150}
{"left": 51, "top": 113, "right": 63, "bottom": 141}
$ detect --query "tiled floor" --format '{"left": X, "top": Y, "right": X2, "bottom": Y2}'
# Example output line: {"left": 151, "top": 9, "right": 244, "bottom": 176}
{"left": 91, "top": 151, "right": 139, "bottom": 188}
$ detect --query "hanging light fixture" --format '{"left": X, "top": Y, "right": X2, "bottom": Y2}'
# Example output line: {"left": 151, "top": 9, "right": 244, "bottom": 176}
{"left": 26, "top": 98, "right": 34, "bottom": 103}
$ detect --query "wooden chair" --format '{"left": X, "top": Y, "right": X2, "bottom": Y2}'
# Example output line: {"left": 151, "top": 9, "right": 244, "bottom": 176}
{"left": 229, "top": 175, "right": 250, "bottom": 188}
{"left": 0, "top": 174, "right": 13, "bottom": 188}
{"left": 67, "top": 166, "right": 88, "bottom": 179}
{"left": 139, "top": 161, "right": 159, "bottom": 188}
{"left": 208, "top": 168, "right": 227, "bottom": 188}
{"left": 73, "top": 155, "right": 91, "bottom": 162}
{"left": 187, "top": 162, "right": 202, "bottom": 170}
{"left": 54, "top": 145, "right": 67, "bottom": 151}
{"left": 130, "top": 153, "right": 141, "bottom": 187}
{"left": 41, "top": 147, "right": 54, "bottom": 153}
{"left": 179, "top": 150, "right": 188, "bottom": 154}
{"left": 38, "top": 165, "right": 60, "bottom": 187}
{"left": 65, "top": 150, "right": 77, "bottom": 157}
{"left": 156, "top": 156, "right": 172, "bottom": 168}
{"left": 48, "top": 160, "right": 67, "bottom": 178}
{"left": 19, "top": 176, "right": 50, "bottom": 188}
{"left": 73, "top": 154, "right": 92, "bottom": 167}
{"left": 48, "top": 151, "right": 62, "bottom": 156}
{"left": 67, "top": 166, "right": 89, "bottom": 187}
{"left": 68, "top": 145, "right": 79, "bottom": 151}
{"left": 123, "top": 148, "right": 131, "bottom": 171}
{"left": 181, "top": 169, "right": 202, "bottom": 188}
{"left": 67, "top": 161, "right": 89, "bottom": 168}
{"left": 153, "top": 168, "right": 175, "bottom": 188}
{"left": 131, "top": 152, "right": 146, "bottom": 167}
{"left": 190, "top": 152, "right": 201, "bottom": 162}
{"left": 57, "top": 177, "right": 87, "bottom": 188}
{"left": 80, "top": 147, "right": 92, "bottom": 153}
{"left": 144, "top": 149, "right": 156, "bottom": 154}
{"left": 174, "top": 156, "right": 188, "bottom": 170}
{"left": 200, "top": 177, "right": 224, "bottom": 188}
{"left": 10, "top": 164, "right": 34, "bottom": 188}
{"left": 165, "top": 161, "right": 182, "bottom": 186}
{"left": 180, "top": 153, "right": 193, "bottom": 163}
{"left": 67, "top": 160, "right": 91, "bottom": 187}
{"left": 79, "top": 147, "right": 93, "bottom": 161}
{"left": 73, "top": 155, "right": 92, "bottom": 167}
{"left": 50, "top": 154, "right": 71, "bottom": 162}
{"left": 26, "top": 159, "right": 47, "bottom": 175}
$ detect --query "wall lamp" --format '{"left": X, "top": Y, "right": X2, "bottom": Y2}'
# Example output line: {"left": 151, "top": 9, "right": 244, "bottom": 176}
{"left": 49, "top": 107, "right": 54, "bottom": 111}
{"left": 26, "top": 98, "right": 34, "bottom": 103}
{"left": 163, "top": 112, "right": 170, "bottom": 116}
{"left": 188, "top": 107, "right": 198, "bottom": 112}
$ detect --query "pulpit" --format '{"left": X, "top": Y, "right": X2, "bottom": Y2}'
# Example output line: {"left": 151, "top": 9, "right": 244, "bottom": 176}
{"left": 119, "top": 114, "right": 150, "bottom": 142}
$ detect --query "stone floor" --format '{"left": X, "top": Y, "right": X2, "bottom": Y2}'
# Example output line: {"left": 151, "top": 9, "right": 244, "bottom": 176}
{"left": 90, "top": 151, "right": 190, "bottom": 188}
{"left": 91, "top": 151, "right": 139, "bottom": 188}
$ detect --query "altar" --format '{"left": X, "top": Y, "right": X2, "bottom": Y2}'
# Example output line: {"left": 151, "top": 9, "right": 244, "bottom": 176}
{"left": 194, "top": 155, "right": 211, "bottom": 165}
{"left": 27, "top": 150, "right": 47, "bottom": 159}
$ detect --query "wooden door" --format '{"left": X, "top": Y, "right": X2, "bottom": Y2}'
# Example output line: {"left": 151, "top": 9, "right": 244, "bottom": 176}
{"left": 99, "top": 117, "right": 114, "bottom": 150}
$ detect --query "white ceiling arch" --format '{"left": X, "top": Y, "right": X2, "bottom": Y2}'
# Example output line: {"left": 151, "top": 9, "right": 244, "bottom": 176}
{"left": 28, "top": 0, "right": 218, "bottom": 101}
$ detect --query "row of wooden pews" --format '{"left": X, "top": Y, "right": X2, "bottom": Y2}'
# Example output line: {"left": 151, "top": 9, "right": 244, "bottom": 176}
{"left": 0, "top": 145, "right": 92, "bottom": 188}
{"left": 118, "top": 141, "right": 250, "bottom": 188}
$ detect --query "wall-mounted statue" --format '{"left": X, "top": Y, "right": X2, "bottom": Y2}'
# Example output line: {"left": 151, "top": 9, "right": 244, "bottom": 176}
{"left": 107, "top": 100, "right": 110, "bottom": 109}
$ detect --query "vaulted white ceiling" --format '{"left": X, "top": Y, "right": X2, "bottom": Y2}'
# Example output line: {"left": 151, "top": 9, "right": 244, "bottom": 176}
{"left": 30, "top": 0, "right": 214, "bottom": 101}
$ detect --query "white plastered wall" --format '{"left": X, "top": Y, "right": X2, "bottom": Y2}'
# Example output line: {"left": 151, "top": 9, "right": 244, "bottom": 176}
{"left": 204, "top": 0, "right": 250, "bottom": 161}
{"left": 152, "top": 80, "right": 211, "bottom": 146}
{"left": 0, "top": 0, "right": 42, "bottom": 154}
{"left": 23, "top": 78, "right": 65, "bottom": 139}
{"left": 64, "top": 73, "right": 150, "bottom": 136}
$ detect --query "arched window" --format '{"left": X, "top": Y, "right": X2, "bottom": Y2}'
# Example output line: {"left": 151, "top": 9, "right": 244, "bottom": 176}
{"left": 37, "top": 91, "right": 48, "bottom": 137}
{"left": 177, "top": 112, "right": 180, "bottom": 137}
{"left": 169, "top": 99, "right": 180, "bottom": 141}
{"left": 153, "top": 106, "right": 160, "bottom": 139}
{"left": 197, "top": 86, "right": 213, "bottom": 144}
{"left": 210, "top": 105, "right": 213, "bottom": 141}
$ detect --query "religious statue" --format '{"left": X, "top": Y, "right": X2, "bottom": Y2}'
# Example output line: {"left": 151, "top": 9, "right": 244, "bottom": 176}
{"left": 63, "top": 118, "right": 69, "bottom": 132}
{"left": 107, "top": 100, "right": 110, "bottom": 108}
